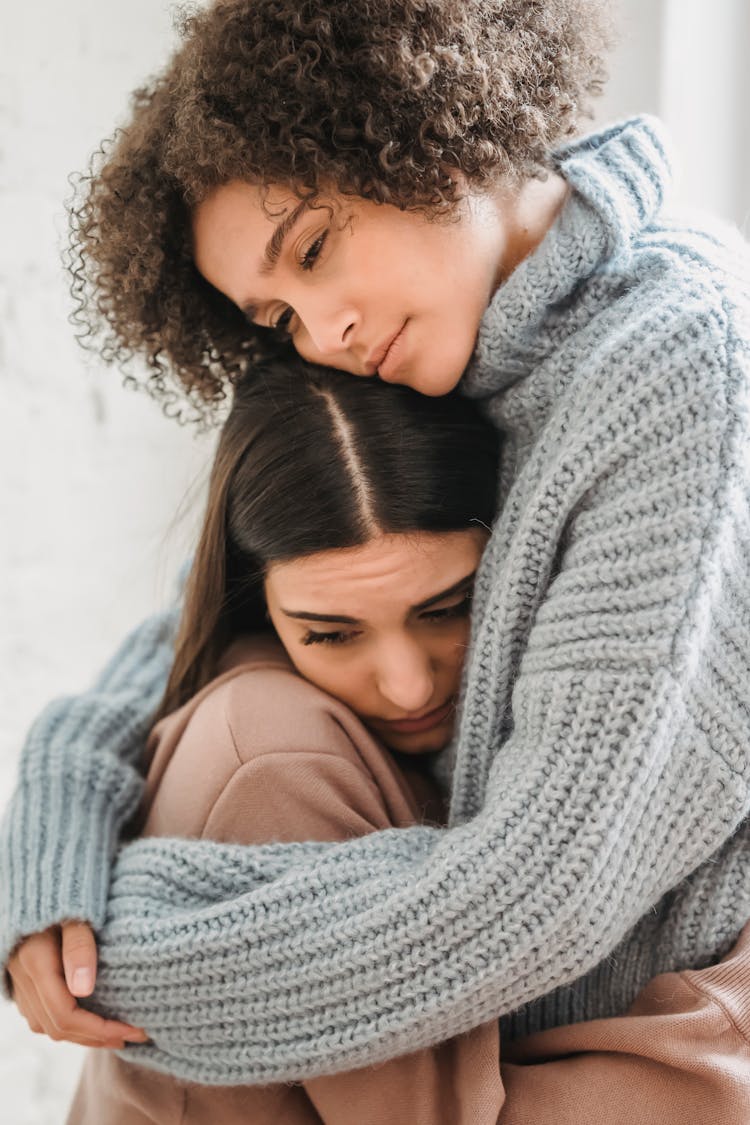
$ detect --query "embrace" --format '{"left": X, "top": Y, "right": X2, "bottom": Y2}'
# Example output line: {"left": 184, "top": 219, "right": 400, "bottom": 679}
{"left": 3, "top": 2, "right": 750, "bottom": 1123}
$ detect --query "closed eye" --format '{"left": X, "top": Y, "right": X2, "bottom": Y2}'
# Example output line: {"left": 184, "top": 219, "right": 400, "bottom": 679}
{"left": 301, "top": 628, "right": 360, "bottom": 646}
{"left": 301, "top": 231, "right": 328, "bottom": 271}
{"left": 420, "top": 592, "right": 473, "bottom": 622}
{"left": 266, "top": 231, "right": 329, "bottom": 337}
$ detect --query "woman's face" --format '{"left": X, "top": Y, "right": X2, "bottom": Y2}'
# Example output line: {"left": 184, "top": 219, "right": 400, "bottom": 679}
{"left": 192, "top": 182, "right": 507, "bottom": 396}
{"left": 264, "top": 529, "right": 487, "bottom": 754}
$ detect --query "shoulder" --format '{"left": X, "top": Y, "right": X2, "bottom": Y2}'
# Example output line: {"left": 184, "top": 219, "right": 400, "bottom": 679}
{"left": 203, "top": 658, "right": 370, "bottom": 772}
{"left": 154, "top": 654, "right": 407, "bottom": 845}
{"left": 565, "top": 213, "right": 750, "bottom": 468}
{"left": 142, "top": 642, "right": 402, "bottom": 842}
{"left": 157, "top": 636, "right": 394, "bottom": 793}
{"left": 615, "top": 207, "right": 749, "bottom": 356}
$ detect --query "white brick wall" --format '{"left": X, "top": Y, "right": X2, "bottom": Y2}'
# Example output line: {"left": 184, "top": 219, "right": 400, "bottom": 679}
{"left": 1, "top": 3, "right": 214, "bottom": 1117}
{"left": 1, "top": 1, "right": 746, "bottom": 1119}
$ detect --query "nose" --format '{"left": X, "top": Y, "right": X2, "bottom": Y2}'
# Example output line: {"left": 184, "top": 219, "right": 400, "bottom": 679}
{"left": 296, "top": 293, "right": 360, "bottom": 357}
{"left": 375, "top": 636, "right": 436, "bottom": 715}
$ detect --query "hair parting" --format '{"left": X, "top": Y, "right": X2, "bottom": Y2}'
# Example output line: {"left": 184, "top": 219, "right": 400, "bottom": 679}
{"left": 157, "top": 357, "right": 501, "bottom": 717}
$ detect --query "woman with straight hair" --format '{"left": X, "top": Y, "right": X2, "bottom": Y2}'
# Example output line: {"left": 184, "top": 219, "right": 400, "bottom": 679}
{"left": 67, "top": 359, "right": 505, "bottom": 1123}
{"left": 67, "top": 360, "right": 750, "bottom": 1124}
{"left": 2, "top": 1, "right": 750, "bottom": 1118}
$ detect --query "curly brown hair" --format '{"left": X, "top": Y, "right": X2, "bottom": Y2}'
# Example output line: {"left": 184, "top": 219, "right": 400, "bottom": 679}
{"left": 68, "top": 0, "right": 611, "bottom": 422}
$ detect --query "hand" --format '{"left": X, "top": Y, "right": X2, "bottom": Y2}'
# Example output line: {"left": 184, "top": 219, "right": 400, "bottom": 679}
{"left": 7, "top": 921, "right": 149, "bottom": 1049}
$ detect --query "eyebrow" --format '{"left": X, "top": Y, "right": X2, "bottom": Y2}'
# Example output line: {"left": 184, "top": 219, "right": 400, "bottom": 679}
{"left": 240, "top": 199, "right": 310, "bottom": 322}
{"left": 280, "top": 571, "right": 477, "bottom": 625}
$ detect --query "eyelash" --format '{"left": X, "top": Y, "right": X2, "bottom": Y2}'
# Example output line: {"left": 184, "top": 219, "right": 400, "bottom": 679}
{"left": 301, "top": 231, "right": 328, "bottom": 271}
{"left": 272, "top": 231, "right": 329, "bottom": 336}
{"left": 300, "top": 592, "right": 473, "bottom": 647}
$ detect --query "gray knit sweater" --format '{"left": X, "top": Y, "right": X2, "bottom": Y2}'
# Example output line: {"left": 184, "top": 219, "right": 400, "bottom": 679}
{"left": 1, "top": 117, "right": 749, "bottom": 1085}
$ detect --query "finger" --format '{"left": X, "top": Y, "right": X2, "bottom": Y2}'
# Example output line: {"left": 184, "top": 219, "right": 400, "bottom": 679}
{"left": 35, "top": 965, "right": 149, "bottom": 1045}
{"left": 61, "top": 921, "right": 98, "bottom": 997}
{"left": 20, "top": 991, "right": 129, "bottom": 1047}
{"left": 15, "top": 983, "right": 126, "bottom": 1048}
{"left": 11, "top": 928, "right": 148, "bottom": 1045}
{"left": 15, "top": 927, "right": 64, "bottom": 981}
{"left": 13, "top": 969, "right": 100, "bottom": 1044}
{"left": 10, "top": 979, "right": 45, "bottom": 1035}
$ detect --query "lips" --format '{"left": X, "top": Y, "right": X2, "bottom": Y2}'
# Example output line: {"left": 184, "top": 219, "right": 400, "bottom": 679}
{"left": 365, "top": 321, "right": 407, "bottom": 376}
{"left": 377, "top": 320, "right": 409, "bottom": 380}
{"left": 376, "top": 698, "right": 455, "bottom": 735}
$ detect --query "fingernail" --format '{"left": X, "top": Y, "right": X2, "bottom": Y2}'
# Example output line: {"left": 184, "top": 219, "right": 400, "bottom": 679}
{"left": 123, "top": 1031, "right": 149, "bottom": 1043}
{"left": 72, "top": 968, "right": 93, "bottom": 994}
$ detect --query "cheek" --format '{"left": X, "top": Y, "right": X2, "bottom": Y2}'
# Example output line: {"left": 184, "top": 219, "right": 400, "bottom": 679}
{"left": 286, "top": 647, "right": 369, "bottom": 711}
{"left": 291, "top": 329, "right": 325, "bottom": 366}
{"left": 438, "top": 624, "right": 471, "bottom": 678}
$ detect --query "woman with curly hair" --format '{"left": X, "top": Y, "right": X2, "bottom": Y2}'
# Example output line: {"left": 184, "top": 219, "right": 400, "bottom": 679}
{"left": 3, "top": 0, "right": 750, "bottom": 1120}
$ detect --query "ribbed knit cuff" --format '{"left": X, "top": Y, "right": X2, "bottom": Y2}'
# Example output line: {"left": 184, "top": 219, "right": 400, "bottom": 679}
{"left": 0, "top": 756, "right": 143, "bottom": 998}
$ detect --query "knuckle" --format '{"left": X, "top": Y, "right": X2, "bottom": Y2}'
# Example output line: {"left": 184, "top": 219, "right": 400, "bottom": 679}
{"left": 64, "top": 927, "right": 91, "bottom": 945}
{"left": 63, "top": 924, "right": 93, "bottom": 946}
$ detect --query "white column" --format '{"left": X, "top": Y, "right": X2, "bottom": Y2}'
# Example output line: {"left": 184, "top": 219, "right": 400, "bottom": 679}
{"left": 596, "top": 0, "right": 750, "bottom": 228}
{"left": 660, "top": 0, "right": 750, "bottom": 228}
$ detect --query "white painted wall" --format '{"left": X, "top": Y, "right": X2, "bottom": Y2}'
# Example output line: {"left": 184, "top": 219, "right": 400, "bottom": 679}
{"left": 596, "top": 0, "right": 750, "bottom": 230}
{"left": 660, "top": 0, "right": 750, "bottom": 228}
{"left": 0, "top": 3, "right": 214, "bottom": 1117}
{"left": 0, "top": 2, "right": 215, "bottom": 782}
{"left": 1, "top": 1, "right": 747, "bottom": 1119}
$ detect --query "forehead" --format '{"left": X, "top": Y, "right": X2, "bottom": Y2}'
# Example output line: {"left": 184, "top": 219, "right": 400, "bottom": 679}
{"left": 192, "top": 182, "right": 292, "bottom": 259}
{"left": 265, "top": 531, "right": 483, "bottom": 613}
{"left": 191, "top": 181, "right": 348, "bottom": 314}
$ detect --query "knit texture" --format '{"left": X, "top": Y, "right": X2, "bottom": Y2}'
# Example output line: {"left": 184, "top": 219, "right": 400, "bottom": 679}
{"left": 0, "top": 607, "right": 178, "bottom": 972}
{"left": 1, "top": 117, "right": 749, "bottom": 1083}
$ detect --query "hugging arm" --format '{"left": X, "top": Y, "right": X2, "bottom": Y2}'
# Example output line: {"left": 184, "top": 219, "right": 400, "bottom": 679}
{"left": 4, "top": 309, "right": 750, "bottom": 1085}
{"left": 89, "top": 635, "right": 746, "bottom": 1088}
{"left": 0, "top": 602, "right": 178, "bottom": 982}
{"left": 91, "top": 306, "right": 749, "bottom": 1084}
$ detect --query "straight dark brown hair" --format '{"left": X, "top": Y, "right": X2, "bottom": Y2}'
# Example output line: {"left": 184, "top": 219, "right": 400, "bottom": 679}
{"left": 159, "top": 357, "right": 501, "bottom": 718}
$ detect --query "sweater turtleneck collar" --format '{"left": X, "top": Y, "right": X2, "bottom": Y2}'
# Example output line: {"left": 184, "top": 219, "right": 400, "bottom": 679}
{"left": 462, "top": 116, "right": 673, "bottom": 399}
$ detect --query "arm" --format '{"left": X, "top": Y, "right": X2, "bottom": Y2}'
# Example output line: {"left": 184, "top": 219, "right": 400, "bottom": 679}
{"left": 84, "top": 302, "right": 750, "bottom": 1084}
{"left": 0, "top": 601, "right": 178, "bottom": 979}
{"left": 216, "top": 756, "right": 502, "bottom": 1124}
{"left": 142, "top": 683, "right": 503, "bottom": 1122}
{"left": 5, "top": 302, "right": 750, "bottom": 1083}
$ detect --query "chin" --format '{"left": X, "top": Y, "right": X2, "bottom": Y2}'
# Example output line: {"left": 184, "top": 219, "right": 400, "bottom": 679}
{"left": 409, "top": 349, "right": 474, "bottom": 397}
{"left": 386, "top": 729, "right": 453, "bottom": 756}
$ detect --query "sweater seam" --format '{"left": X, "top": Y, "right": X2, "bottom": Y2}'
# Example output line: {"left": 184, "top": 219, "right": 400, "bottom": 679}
{"left": 199, "top": 749, "right": 384, "bottom": 839}
{"left": 666, "top": 304, "right": 732, "bottom": 680}
{"left": 223, "top": 705, "right": 244, "bottom": 770}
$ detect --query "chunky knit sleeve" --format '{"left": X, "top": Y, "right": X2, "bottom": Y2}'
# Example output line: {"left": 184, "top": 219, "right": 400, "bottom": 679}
{"left": 0, "top": 602, "right": 178, "bottom": 977}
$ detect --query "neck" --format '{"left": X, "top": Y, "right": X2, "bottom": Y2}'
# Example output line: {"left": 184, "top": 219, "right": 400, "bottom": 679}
{"left": 492, "top": 172, "right": 570, "bottom": 289}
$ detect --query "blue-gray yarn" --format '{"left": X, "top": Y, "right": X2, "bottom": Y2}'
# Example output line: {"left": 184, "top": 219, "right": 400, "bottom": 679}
{"left": 1, "top": 117, "right": 749, "bottom": 1084}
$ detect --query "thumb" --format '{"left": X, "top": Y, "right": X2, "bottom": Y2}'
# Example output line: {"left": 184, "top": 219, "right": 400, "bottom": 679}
{"left": 61, "top": 921, "right": 98, "bottom": 997}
